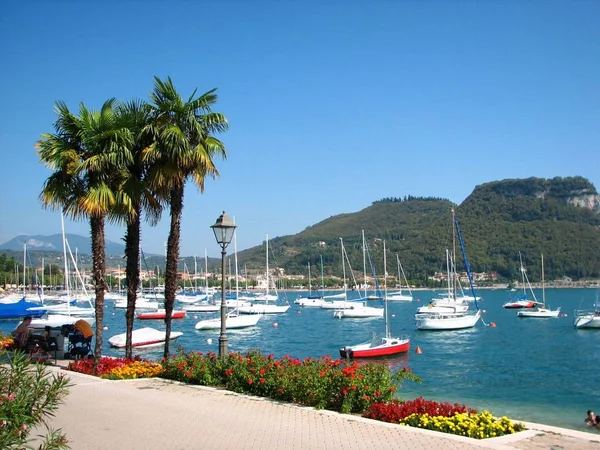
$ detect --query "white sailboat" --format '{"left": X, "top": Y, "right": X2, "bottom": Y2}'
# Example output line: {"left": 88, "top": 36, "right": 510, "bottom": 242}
{"left": 517, "top": 254, "right": 561, "bottom": 318}
{"left": 573, "top": 293, "right": 600, "bottom": 329}
{"left": 238, "top": 235, "right": 290, "bottom": 315}
{"left": 294, "top": 261, "right": 326, "bottom": 307}
{"left": 195, "top": 228, "right": 261, "bottom": 330}
{"left": 333, "top": 232, "right": 384, "bottom": 319}
{"left": 385, "top": 254, "right": 413, "bottom": 301}
{"left": 415, "top": 210, "right": 481, "bottom": 331}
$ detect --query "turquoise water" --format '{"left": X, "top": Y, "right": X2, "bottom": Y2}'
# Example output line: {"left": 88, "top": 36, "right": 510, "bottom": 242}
{"left": 2, "top": 287, "right": 599, "bottom": 432}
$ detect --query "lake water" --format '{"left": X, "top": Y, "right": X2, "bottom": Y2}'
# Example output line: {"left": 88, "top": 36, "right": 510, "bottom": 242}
{"left": 2, "top": 287, "right": 599, "bottom": 432}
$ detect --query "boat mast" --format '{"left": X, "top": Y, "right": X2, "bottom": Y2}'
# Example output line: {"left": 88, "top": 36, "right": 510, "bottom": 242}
{"left": 541, "top": 254, "right": 545, "bottom": 308}
{"left": 340, "top": 238, "right": 348, "bottom": 297}
{"left": 266, "top": 234, "right": 269, "bottom": 300}
{"left": 384, "top": 241, "right": 389, "bottom": 339}
{"left": 307, "top": 261, "right": 312, "bottom": 294}
{"left": 362, "top": 229, "right": 367, "bottom": 298}
{"left": 519, "top": 252, "right": 526, "bottom": 296}
{"left": 23, "top": 242, "right": 27, "bottom": 296}
{"left": 320, "top": 255, "right": 325, "bottom": 297}
{"left": 451, "top": 209, "right": 457, "bottom": 300}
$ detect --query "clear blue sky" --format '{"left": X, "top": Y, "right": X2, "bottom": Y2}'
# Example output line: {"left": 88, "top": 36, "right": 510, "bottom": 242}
{"left": 1, "top": 1, "right": 598, "bottom": 257}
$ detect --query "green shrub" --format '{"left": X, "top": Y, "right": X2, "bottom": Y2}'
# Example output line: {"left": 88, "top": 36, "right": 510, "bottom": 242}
{"left": 0, "top": 350, "right": 72, "bottom": 449}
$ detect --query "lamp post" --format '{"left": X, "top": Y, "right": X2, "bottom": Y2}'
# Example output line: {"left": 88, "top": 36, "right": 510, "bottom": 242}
{"left": 211, "top": 211, "right": 237, "bottom": 358}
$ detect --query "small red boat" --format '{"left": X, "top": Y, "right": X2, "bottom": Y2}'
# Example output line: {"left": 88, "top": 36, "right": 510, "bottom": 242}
{"left": 136, "top": 310, "right": 186, "bottom": 320}
{"left": 503, "top": 299, "right": 538, "bottom": 309}
{"left": 339, "top": 336, "right": 410, "bottom": 358}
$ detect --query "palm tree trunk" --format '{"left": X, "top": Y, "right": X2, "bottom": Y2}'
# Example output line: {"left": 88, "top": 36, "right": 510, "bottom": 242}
{"left": 163, "top": 186, "right": 183, "bottom": 359}
{"left": 90, "top": 216, "right": 106, "bottom": 374}
{"left": 124, "top": 210, "right": 141, "bottom": 359}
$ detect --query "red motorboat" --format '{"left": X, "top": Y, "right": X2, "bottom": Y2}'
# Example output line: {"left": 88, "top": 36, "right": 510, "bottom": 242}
{"left": 136, "top": 310, "right": 186, "bottom": 320}
{"left": 339, "top": 336, "right": 410, "bottom": 358}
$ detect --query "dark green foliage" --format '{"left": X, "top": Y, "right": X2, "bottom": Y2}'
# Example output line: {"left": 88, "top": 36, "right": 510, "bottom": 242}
{"left": 236, "top": 177, "right": 600, "bottom": 282}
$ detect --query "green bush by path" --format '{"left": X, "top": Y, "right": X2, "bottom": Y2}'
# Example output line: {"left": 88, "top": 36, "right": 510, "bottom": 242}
{"left": 161, "top": 349, "right": 422, "bottom": 414}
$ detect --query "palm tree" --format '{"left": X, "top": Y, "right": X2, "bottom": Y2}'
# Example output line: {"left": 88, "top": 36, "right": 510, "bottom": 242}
{"left": 113, "top": 99, "right": 162, "bottom": 358}
{"left": 37, "top": 99, "right": 132, "bottom": 371}
{"left": 148, "top": 76, "right": 228, "bottom": 359}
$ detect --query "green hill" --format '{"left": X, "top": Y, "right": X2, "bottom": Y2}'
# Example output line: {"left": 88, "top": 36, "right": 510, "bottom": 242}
{"left": 236, "top": 176, "right": 600, "bottom": 282}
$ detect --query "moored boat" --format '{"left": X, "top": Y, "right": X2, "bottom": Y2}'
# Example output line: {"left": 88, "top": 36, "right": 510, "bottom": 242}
{"left": 340, "top": 241, "right": 411, "bottom": 358}
{"left": 194, "top": 313, "right": 261, "bottom": 330}
{"left": 136, "top": 309, "right": 186, "bottom": 320}
{"left": 108, "top": 327, "right": 183, "bottom": 349}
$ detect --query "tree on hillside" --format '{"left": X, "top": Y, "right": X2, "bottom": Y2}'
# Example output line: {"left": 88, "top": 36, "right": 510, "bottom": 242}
{"left": 147, "top": 76, "right": 228, "bottom": 359}
{"left": 37, "top": 99, "right": 132, "bottom": 372}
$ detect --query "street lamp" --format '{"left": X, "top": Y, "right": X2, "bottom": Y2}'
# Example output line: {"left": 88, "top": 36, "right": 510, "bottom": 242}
{"left": 211, "top": 211, "right": 237, "bottom": 358}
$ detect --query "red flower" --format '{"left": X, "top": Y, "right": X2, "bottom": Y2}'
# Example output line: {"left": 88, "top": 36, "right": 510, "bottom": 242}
{"left": 248, "top": 378, "right": 253, "bottom": 385}
{"left": 260, "top": 378, "right": 265, "bottom": 384}
{"left": 225, "top": 369, "right": 233, "bottom": 377}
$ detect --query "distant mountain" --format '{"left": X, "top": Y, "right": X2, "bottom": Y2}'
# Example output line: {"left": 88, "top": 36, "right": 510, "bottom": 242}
{"left": 0, "top": 234, "right": 125, "bottom": 256}
{"left": 234, "top": 176, "right": 600, "bottom": 282}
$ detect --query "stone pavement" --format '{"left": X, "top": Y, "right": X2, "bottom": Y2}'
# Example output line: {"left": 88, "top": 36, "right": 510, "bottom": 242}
{"left": 35, "top": 366, "right": 600, "bottom": 450}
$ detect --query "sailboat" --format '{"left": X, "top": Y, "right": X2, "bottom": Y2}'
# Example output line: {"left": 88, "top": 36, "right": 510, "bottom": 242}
{"left": 339, "top": 241, "right": 410, "bottom": 358}
{"left": 333, "top": 231, "right": 384, "bottom": 319}
{"left": 503, "top": 252, "right": 540, "bottom": 309}
{"left": 320, "top": 239, "right": 355, "bottom": 310}
{"left": 573, "top": 292, "right": 600, "bottom": 329}
{"left": 237, "top": 235, "right": 290, "bottom": 315}
{"left": 415, "top": 210, "right": 481, "bottom": 330}
{"left": 385, "top": 254, "right": 413, "bottom": 301}
{"left": 293, "top": 261, "right": 326, "bottom": 307}
{"left": 517, "top": 254, "right": 561, "bottom": 318}
{"left": 195, "top": 228, "right": 261, "bottom": 330}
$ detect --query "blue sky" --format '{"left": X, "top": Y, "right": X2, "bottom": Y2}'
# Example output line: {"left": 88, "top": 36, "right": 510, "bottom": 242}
{"left": 1, "top": 1, "right": 598, "bottom": 257}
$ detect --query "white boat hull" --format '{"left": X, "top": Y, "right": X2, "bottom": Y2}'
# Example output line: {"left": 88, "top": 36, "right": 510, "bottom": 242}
{"left": 237, "top": 304, "right": 290, "bottom": 315}
{"left": 195, "top": 313, "right": 261, "bottom": 330}
{"left": 183, "top": 303, "right": 220, "bottom": 313}
{"left": 574, "top": 313, "right": 600, "bottom": 329}
{"left": 30, "top": 314, "right": 95, "bottom": 330}
{"left": 385, "top": 293, "right": 413, "bottom": 302}
{"left": 321, "top": 301, "right": 355, "bottom": 310}
{"left": 416, "top": 303, "right": 469, "bottom": 314}
{"left": 517, "top": 307, "right": 561, "bottom": 318}
{"left": 108, "top": 327, "right": 183, "bottom": 349}
{"left": 294, "top": 297, "right": 326, "bottom": 307}
{"left": 415, "top": 311, "right": 481, "bottom": 330}
{"left": 334, "top": 306, "right": 384, "bottom": 318}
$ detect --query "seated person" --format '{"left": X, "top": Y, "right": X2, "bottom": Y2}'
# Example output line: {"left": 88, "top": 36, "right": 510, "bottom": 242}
{"left": 13, "top": 316, "right": 33, "bottom": 350}
{"left": 35, "top": 326, "right": 53, "bottom": 353}
{"left": 73, "top": 319, "right": 93, "bottom": 339}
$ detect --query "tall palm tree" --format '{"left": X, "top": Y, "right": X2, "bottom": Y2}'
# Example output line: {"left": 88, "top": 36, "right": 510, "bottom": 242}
{"left": 148, "top": 76, "right": 228, "bottom": 359}
{"left": 37, "top": 99, "right": 132, "bottom": 370}
{"left": 114, "top": 99, "right": 162, "bottom": 358}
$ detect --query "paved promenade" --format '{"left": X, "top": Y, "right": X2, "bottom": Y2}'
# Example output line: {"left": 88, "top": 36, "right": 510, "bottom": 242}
{"left": 36, "top": 366, "right": 600, "bottom": 450}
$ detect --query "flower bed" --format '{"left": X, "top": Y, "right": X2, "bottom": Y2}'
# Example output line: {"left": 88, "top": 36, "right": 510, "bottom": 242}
{"left": 68, "top": 356, "right": 163, "bottom": 380}
{"left": 161, "top": 350, "right": 421, "bottom": 414}
{"left": 363, "top": 397, "right": 525, "bottom": 439}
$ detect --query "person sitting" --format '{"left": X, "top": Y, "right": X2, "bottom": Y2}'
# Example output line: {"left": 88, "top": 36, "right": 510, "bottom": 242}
{"left": 13, "top": 316, "right": 33, "bottom": 350}
{"left": 35, "top": 326, "right": 53, "bottom": 353}
{"left": 585, "top": 410, "right": 600, "bottom": 427}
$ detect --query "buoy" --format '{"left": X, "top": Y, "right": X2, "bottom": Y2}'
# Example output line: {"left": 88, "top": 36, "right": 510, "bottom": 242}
{"left": 490, "top": 322, "right": 497, "bottom": 328}
{"left": 563, "top": 313, "right": 568, "bottom": 317}
{"left": 112, "top": 312, "right": 115, "bottom": 315}
{"left": 417, "top": 299, "right": 420, "bottom": 302}
{"left": 207, "top": 338, "right": 213, "bottom": 345}
{"left": 391, "top": 314, "right": 395, "bottom": 318}
{"left": 297, "top": 310, "right": 301, "bottom": 314}
{"left": 194, "top": 315, "right": 198, "bottom": 319}
{"left": 415, "top": 346, "right": 422, "bottom": 354}
{"left": 103, "top": 326, "right": 108, "bottom": 330}
{"left": 482, "top": 309, "right": 486, "bottom": 313}
{"left": 273, "top": 322, "right": 278, "bottom": 328}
